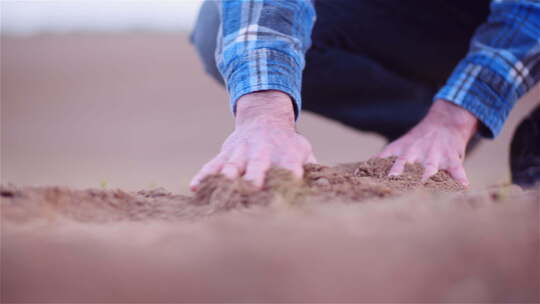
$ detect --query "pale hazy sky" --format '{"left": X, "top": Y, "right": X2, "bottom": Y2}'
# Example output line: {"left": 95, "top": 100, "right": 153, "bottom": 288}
{"left": 1, "top": 0, "right": 204, "bottom": 34}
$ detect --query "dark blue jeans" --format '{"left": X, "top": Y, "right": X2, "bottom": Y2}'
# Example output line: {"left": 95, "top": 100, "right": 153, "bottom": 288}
{"left": 191, "top": 0, "right": 490, "bottom": 141}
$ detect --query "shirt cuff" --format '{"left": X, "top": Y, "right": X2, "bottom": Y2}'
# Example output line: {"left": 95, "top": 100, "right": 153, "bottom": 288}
{"left": 219, "top": 48, "right": 303, "bottom": 119}
{"left": 434, "top": 61, "right": 517, "bottom": 138}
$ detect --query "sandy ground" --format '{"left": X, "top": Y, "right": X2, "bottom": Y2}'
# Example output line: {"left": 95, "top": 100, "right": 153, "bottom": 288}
{"left": 1, "top": 33, "right": 539, "bottom": 193}
{"left": 2, "top": 166, "right": 539, "bottom": 302}
{"left": 1, "top": 33, "right": 540, "bottom": 303}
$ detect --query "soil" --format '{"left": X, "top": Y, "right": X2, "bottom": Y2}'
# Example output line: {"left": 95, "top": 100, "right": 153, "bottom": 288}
{"left": 2, "top": 158, "right": 464, "bottom": 222}
{"left": 193, "top": 157, "right": 465, "bottom": 211}
{"left": 2, "top": 158, "right": 539, "bottom": 302}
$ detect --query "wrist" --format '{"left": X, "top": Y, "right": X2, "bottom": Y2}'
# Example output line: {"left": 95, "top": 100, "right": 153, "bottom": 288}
{"left": 427, "top": 99, "right": 479, "bottom": 141}
{"left": 235, "top": 90, "right": 295, "bottom": 129}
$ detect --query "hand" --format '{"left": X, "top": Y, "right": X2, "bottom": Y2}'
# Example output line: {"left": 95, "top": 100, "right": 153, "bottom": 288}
{"left": 377, "top": 99, "right": 478, "bottom": 186}
{"left": 190, "top": 90, "right": 316, "bottom": 191}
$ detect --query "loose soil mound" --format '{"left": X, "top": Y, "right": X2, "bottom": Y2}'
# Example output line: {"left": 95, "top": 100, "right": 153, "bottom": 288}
{"left": 2, "top": 158, "right": 464, "bottom": 223}
{"left": 194, "top": 157, "right": 464, "bottom": 210}
{"left": 1, "top": 158, "right": 538, "bottom": 302}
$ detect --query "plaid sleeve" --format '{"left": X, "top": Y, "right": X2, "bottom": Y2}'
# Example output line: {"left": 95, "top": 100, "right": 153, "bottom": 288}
{"left": 435, "top": 0, "right": 540, "bottom": 138}
{"left": 216, "top": 0, "right": 316, "bottom": 118}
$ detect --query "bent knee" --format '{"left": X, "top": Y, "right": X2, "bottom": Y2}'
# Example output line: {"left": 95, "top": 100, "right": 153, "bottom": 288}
{"left": 190, "top": 0, "right": 223, "bottom": 84}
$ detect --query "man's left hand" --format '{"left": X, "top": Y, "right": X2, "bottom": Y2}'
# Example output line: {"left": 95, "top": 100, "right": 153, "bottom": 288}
{"left": 377, "top": 99, "right": 478, "bottom": 187}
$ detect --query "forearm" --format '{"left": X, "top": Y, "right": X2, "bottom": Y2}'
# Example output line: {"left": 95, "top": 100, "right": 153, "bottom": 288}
{"left": 235, "top": 90, "right": 295, "bottom": 129}
{"left": 427, "top": 99, "right": 478, "bottom": 143}
{"left": 216, "top": 0, "right": 316, "bottom": 118}
{"left": 434, "top": 0, "right": 540, "bottom": 138}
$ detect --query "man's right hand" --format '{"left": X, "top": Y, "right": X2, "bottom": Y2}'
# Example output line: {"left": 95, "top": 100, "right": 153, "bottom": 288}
{"left": 190, "top": 90, "right": 316, "bottom": 191}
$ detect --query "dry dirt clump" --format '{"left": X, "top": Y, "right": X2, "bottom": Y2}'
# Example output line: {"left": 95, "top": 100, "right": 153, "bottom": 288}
{"left": 193, "top": 157, "right": 465, "bottom": 207}
{"left": 1, "top": 158, "right": 464, "bottom": 224}
{"left": 192, "top": 167, "right": 308, "bottom": 210}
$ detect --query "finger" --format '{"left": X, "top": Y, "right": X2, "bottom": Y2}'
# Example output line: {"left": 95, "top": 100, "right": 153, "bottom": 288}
{"left": 220, "top": 145, "right": 247, "bottom": 180}
{"left": 244, "top": 153, "right": 271, "bottom": 189}
{"left": 279, "top": 156, "right": 304, "bottom": 179}
{"left": 305, "top": 152, "right": 318, "bottom": 164}
{"left": 421, "top": 160, "right": 440, "bottom": 183}
{"left": 377, "top": 140, "right": 403, "bottom": 159}
{"left": 190, "top": 153, "right": 227, "bottom": 191}
{"left": 388, "top": 156, "right": 409, "bottom": 177}
{"left": 376, "top": 147, "right": 395, "bottom": 159}
{"left": 448, "top": 163, "right": 470, "bottom": 187}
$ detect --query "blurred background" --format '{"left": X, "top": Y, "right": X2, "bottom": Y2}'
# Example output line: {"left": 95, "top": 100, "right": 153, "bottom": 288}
{"left": 1, "top": 0, "right": 539, "bottom": 194}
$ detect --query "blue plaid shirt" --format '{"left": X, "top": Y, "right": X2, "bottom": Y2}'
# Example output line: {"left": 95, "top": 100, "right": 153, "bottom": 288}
{"left": 216, "top": 0, "right": 540, "bottom": 138}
